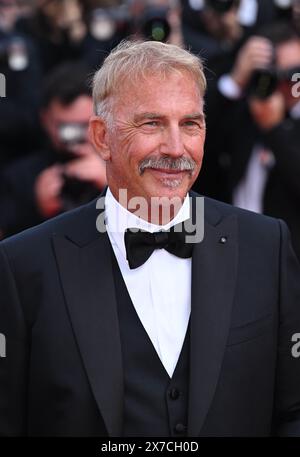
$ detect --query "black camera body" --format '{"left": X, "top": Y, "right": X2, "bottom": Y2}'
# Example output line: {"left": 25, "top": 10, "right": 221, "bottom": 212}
{"left": 140, "top": 5, "right": 170, "bottom": 42}
{"left": 247, "top": 68, "right": 279, "bottom": 99}
{"left": 247, "top": 64, "right": 300, "bottom": 99}
{"left": 56, "top": 122, "right": 99, "bottom": 210}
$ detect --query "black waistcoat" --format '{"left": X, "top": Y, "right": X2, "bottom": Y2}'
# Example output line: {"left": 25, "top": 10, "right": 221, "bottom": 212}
{"left": 111, "top": 251, "right": 190, "bottom": 437}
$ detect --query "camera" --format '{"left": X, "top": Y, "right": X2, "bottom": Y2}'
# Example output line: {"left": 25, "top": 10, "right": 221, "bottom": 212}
{"left": 58, "top": 122, "right": 87, "bottom": 149}
{"left": 56, "top": 122, "right": 99, "bottom": 209}
{"left": 247, "top": 65, "right": 300, "bottom": 99}
{"left": 247, "top": 68, "right": 278, "bottom": 99}
{"left": 140, "top": 5, "right": 170, "bottom": 42}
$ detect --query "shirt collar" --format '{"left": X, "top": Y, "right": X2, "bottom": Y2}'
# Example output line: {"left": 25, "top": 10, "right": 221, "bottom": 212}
{"left": 105, "top": 186, "right": 191, "bottom": 263}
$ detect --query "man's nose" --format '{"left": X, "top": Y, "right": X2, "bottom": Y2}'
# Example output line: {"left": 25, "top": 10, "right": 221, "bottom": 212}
{"left": 160, "top": 126, "right": 184, "bottom": 157}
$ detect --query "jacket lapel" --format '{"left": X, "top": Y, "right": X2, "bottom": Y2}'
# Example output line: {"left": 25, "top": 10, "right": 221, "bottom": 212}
{"left": 52, "top": 200, "right": 123, "bottom": 437}
{"left": 187, "top": 198, "right": 238, "bottom": 436}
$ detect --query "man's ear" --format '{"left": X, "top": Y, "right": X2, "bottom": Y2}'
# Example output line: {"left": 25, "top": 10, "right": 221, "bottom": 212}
{"left": 89, "top": 116, "right": 111, "bottom": 161}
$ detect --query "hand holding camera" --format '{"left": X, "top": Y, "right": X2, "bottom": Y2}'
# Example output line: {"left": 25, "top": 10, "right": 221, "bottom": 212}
{"left": 35, "top": 121, "right": 106, "bottom": 218}
{"left": 230, "top": 36, "right": 274, "bottom": 90}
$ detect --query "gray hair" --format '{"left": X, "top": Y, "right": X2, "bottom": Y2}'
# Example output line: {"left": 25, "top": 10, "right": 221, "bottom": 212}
{"left": 92, "top": 40, "right": 206, "bottom": 124}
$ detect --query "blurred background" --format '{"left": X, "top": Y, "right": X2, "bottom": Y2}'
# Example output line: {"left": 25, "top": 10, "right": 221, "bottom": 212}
{"left": 0, "top": 0, "right": 299, "bottom": 260}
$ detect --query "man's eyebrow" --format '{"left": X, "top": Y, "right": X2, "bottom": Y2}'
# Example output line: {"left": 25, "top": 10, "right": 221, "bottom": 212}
{"left": 133, "top": 113, "right": 163, "bottom": 123}
{"left": 183, "top": 113, "right": 206, "bottom": 122}
{"left": 133, "top": 112, "right": 206, "bottom": 123}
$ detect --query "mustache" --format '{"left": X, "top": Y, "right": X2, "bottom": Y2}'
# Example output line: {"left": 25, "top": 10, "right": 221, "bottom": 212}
{"left": 139, "top": 156, "right": 196, "bottom": 175}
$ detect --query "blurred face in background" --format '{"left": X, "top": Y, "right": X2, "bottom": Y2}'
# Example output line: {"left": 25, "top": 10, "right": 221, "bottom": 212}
{"left": 37, "top": 0, "right": 83, "bottom": 30}
{"left": 202, "top": 0, "right": 242, "bottom": 44}
{"left": 41, "top": 95, "right": 93, "bottom": 153}
{"left": 38, "top": 0, "right": 62, "bottom": 21}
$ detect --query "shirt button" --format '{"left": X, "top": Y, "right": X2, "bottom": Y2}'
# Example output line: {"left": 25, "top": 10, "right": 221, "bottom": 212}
{"left": 169, "top": 388, "right": 180, "bottom": 400}
{"left": 174, "top": 423, "right": 187, "bottom": 434}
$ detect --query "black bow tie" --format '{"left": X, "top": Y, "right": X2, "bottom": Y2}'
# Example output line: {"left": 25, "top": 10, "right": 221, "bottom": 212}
{"left": 124, "top": 224, "right": 194, "bottom": 269}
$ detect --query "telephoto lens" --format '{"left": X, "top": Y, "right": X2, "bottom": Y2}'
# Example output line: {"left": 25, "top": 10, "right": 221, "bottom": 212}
{"left": 141, "top": 5, "right": 171, "bottom": 42}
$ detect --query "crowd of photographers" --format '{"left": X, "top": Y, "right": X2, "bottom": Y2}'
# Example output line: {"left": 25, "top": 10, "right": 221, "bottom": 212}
{"left": 0, "top": 0, "right": 300, "bottom": 260}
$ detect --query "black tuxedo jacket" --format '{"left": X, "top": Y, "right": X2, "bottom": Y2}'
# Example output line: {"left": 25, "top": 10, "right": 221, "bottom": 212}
{"left": 0, "top": 192, "right": 300, "bottom": 436}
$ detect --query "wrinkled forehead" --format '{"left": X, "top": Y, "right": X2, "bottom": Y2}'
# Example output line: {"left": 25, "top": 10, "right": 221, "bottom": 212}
{"left": 111, "top": 68, "right": 203, "bottom": 106}
{"left": 103, "top": 72, "right": 204, "bottom": 127}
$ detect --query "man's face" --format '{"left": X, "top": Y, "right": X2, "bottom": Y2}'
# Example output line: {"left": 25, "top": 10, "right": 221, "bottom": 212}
{"left": 276, "top": 39, "right": 300, "bottom": 109}
{"left": 100, "top": 71, "right": 206, "bottom": 205}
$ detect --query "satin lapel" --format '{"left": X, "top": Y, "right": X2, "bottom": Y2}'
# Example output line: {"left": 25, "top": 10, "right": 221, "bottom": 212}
{"left": 52, "top": 230, "right": 123, "bottom": 437}
{"left": 187, "top": 212, "right": 238, "bottom": 436}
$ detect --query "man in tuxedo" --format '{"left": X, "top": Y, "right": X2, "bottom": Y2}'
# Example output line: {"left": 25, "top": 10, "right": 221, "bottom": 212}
{"left": 0, "top": 40, "right": 300, "bottom": 437}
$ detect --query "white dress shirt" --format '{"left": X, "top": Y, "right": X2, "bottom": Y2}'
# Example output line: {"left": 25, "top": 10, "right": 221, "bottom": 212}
{"left": 105, "top": 187, "right": 192, "bottom": 378}
{"left": 233, "top": 144, "right": 275, "bottom": 214}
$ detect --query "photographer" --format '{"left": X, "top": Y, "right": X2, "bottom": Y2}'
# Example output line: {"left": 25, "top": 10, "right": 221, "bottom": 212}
{"left": 181, "top": 0, "right": 280, "bottom": 81}
{"left": 79, "top": 0, "right": 131, "bottom": 69}
{"left": 198, "top": 21, "right": 300, "bottom": 260}
{"left": 130, "top": 0, "right": 183, "bottom": 45}
{"left": 0, "top": 62, "right": 106, "bottom": 238}
{"left": 80, "top": 0, "right": 183, "bottom": 69}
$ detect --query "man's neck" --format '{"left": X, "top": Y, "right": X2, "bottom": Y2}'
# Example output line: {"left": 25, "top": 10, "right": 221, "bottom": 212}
{"left": 109, "top": 187, "right": 187, "bottom": 226}
{"left": 107, "top": 187, "right": 189, "bottom": 227}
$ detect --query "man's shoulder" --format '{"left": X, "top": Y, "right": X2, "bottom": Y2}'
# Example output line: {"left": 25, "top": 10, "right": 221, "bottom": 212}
{"left": 0, "top": 197, "right": 101, "bottom": 257}
{"left": 193, "top": 193, "right": 283, "bottom": 239}
{"left": 203, "top": 194, "right": 275, "bottom": 222}
{"left": 198, "top": 194, "right": 285, "bottom": 255}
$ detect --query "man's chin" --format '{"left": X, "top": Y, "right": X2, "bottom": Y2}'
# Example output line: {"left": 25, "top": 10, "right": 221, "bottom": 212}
{"left": 142, "top": 172, "right": 191, "bottom": 198}
{"left": 144, "top": 184, "right": 189, "bottom": 204}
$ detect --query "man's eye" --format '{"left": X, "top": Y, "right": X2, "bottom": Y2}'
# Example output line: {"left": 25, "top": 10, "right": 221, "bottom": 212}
{"left": 184, "top": 121, "right": 199, "bottom": 127}
{"left": 143, "top": 121, "right": 159, "bottom": 127}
